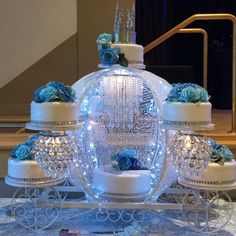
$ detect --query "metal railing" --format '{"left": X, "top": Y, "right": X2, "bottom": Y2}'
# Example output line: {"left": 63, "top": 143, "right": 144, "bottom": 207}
{"left": 144, "top": 13, "right": 236, "bottom": 132}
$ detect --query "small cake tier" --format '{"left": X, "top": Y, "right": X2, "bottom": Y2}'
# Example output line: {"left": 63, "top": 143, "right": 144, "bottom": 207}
{"left": 178, "top": 160, "right": 236, "bottom": 190}
{"left": 111, "top": 43, "right": 144, "bottom": 68}
{"left": 5, "top": 158, "right": 64, "bottom": 187}
{"left": 163, "top": 102, "right": 211, "bottom": 122}
{"left": 162, "top": 102, "right": 213, "bottom": 130}
{"left": 92, "top": 167, "right": 151, "bottom": 201}
{"left": 26, "top": 101, "right": 80, "bottom": 130}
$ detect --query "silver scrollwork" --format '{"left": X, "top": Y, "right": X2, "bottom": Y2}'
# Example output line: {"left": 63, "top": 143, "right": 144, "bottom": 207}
{"left": 11, "top": 187, "right": 62, "bottom": 230}
{"left": 182, "top": 189, "right": 234, "bottom": 234}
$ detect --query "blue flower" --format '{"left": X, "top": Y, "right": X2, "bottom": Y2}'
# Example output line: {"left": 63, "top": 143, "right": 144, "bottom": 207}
{"left": 179, "top": 87, "right": 201, "bottom": 103}
{"left": 166, "top": 83, "right": 209, "bottom": 103}
{"left": 119, "top": 149, "right": 136, "bottom": 158}
{"left": 210, "top": 151, "right": 225, "bottom": 165}
{"left": 26, "top": 134, "right": 40, "bottom": 147}
{"left": 130, "top": 158, "right": 142, "bottom": 170}
{"left": 34, "top": 81, "right": 76, "bottom": 103}
{"left": 199, "top": 89, "right": 209, "bottom": 102}
{"left": 39, "top": 85, "right": 59, "bottom": 102}
{"left": 210, "top": 140, "right": 233, "bottom": 164}
{"left": 11, "top": 144, "right": 21, "bottom": 158}
{"left": 217, "top": 145, "right": 233, "bottom": 161}
{"left": 100, "top": 48, "right": 120, "bottom": 65}
{"left": 47, "top": 81, "right": 65, "bottom": 89}
{"left": 15, "top": 144, "right": 32, "bottom": 160}
{"left": 117, "top": 156, "right": 132, "bottom": 171}
{"left": 113, "top": 149, "right": 145, "bottom": 171}
{"left": 34, "top": 85, "right": 46, "bottom": 102}
{"left": 209, "top": 138, "right": 218, "bottom": 149}
{"left": 58, "top": 85, "right": 76, "bottom": 102}
{"left": 96, "top": 33, "right": 112, "bottom": 46}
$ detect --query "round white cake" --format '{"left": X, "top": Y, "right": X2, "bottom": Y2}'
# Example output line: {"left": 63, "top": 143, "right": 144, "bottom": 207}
{"left": 92, "top": 167, "right": 151, "bottom": 201}
{"left": 178, "top": 160, "right": 236, "bottom": 190}
{"left": 111, "top": 43, "right": 144, "bottom": 68}
{"left": 163, "top": 102, "right": 212, "bottom": 123}
{"left": 6, "top": 158, "right": 64, "bottom": 187}
{"left": 26, "top": 101, "right": 79, "bottom": 130}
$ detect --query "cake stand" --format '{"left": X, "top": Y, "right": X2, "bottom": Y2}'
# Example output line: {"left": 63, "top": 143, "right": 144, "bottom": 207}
{"left": 5, "top": 118, "right": 235, "bottom": 234}
{"left": 162, "top": 119, "right": 235, "bottom": 234}
{"left": 5, "top": 115, "right": 81, "bottom": 230}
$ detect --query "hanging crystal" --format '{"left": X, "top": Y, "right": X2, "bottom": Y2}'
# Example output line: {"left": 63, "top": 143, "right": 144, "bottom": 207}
{"left": 33, "top": 131, "right": 79, "bottom": 178}
{"left": 167, "top": 131, "right": 211, "bottom": 176}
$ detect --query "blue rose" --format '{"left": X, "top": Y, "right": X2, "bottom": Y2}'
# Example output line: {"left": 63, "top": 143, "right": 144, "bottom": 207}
{"left": 58, "top": 85, "right": 76, "bottom": 102}
{"left": 199, "top": 89, "right": 209, "bottom": 102}
{"left": 119, "top": 149, "right": 136, "bottom": 158}
{"left": 47, "top": 81, "right": 65, "bottom": 89}
{"left": 15, "top": 144, "right": 32, "bottom": 160}
{"left": 117, "top": 156, "right": 132, "bottom": 171}
{"left": 210, "top": 151, "right": 225, "bottom": 165}
{"left": 130, "top": 158, "right": 143, "bottom": 170}
{"left": 34, "top": 86, "right": 46, "bottom": 102}
{"left": 210, "top": 138, "right": 218, "bottom": 149}
{"left": 218, "top": 145, "right": 233, "bottom": 161}
{"left": 96, "top": 33, "right": 112, "bottom": 46}
{"left": 166, "top": 83, "right": 209, "bottom": 102}
{"left": 39, "top": 85, "right": 59, "bottom": 102}
{"left": 26, "top": 134, "right": 40, "bottom": 147}
{"left": 179, "top": 87, "right": 201, "bottom": 103}
{"left": 100, "top": 48, "right": 119, "bottom": 65}
{"left": 11, "top": 144, "right": 21, "bottom": 158}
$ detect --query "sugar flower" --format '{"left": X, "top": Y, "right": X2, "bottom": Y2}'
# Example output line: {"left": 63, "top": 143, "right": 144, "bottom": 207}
{"left": 166, "top": 83, "right": 209, "bottom": 103}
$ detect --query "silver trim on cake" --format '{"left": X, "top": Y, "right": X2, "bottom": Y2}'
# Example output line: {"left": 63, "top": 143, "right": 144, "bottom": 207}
{"left": 26, "top": 120, "right": 82, "bottom": 131}
{"left": 93, "top": 188, "right": 150, "bottom": 202}
{"left": 162, "top": 120, "right": 214, "bottom": 131}
{"left": 178, "top": 176, "right": 236, "bottom": 191}
{"left": 5, "top": 175, "right": 65, "bottom": 188}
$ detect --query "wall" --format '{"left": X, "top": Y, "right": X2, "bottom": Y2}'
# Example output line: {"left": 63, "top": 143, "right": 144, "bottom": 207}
{"left": 0, "top": 0, "right": 134, "bottom": 115}
{"left": 0, "top": 0, "right": 77, "bottom": 114}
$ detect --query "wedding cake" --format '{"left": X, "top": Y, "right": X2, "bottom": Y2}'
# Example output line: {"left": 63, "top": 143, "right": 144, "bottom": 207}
{"left": 26, "top": 81, "right": 79, "bottom": 130}
{"left": 5, "top": 134, "right": 64, "bottom": 187}
{"left": 92, "top": 149, "right": 151, "bottom": 202}
{"left": 179, "top": 140, "right": 236, "bottom": 190}
{"left": 162, "top": 83, "right": 212, "bottom": 128}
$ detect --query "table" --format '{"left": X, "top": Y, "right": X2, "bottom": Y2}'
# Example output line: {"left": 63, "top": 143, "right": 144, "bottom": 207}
{"left": 0, "top": 198, "right": 236, "bottom": 236}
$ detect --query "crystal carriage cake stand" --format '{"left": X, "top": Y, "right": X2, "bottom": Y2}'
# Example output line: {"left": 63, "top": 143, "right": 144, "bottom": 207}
{"left": 5, "top": 103, "right": 236, "bottom": 234}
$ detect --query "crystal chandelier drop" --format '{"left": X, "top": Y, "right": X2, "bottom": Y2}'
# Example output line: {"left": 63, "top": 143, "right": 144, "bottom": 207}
{"left": 167, "top": 131, "right": 212, "bottom": 176}
{"left": 33, "top": 131, "right": 79, "bottom": 178}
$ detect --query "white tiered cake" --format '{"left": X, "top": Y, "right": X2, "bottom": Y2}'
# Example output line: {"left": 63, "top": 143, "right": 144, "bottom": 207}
{"left": 163, "top": 102, "right": 212, "bottom": 123}
{"left": 111, "top": 43, "right": 144, "bottom": 69}
{"left": 162, "top": 83, "right": 212, "bottom": 128}
{"left": 179, "top": 160, "right": 236, "bottom": 190}
{"left": 92, "top": 167, "right": 151, "bottom": 201}
{"left": 5, "top": 133, "right": 64, "bottom": 187}
{"left": 6, "top": 158, "right": 64, "bottom": 187}
{"left": 26, "top": 81, "right": 80, "bottom": 130}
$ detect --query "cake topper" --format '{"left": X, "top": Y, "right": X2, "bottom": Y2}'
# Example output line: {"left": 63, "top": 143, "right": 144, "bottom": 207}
{"left": 113, "top": 0, "right": 136, "bottom": 44}
{"left": 113, "top": 0, "right": 123, "bottom": 43}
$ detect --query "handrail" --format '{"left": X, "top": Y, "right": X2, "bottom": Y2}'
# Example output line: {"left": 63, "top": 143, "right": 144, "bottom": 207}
{"left": 178, "top": 28, "right": 208, "bottom": 89}
{"left": 144, "top": 13, "right": 236, "bottom": 132}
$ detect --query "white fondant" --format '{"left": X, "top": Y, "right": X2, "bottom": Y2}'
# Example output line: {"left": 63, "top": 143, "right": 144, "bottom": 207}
{"left": 111, "top": 43, "right": 144, "bottom": 66}
{"left": 163, "top": 102, "right": 212, "bottom": 122}
{"left": 31, "top": 101, "right": 78, "bottom": 122}
{"left": 181, "top": 160, "right": 236, "bottom": 183}
{"left": 92, "top": 167, "right": 151, "bottom": 194}
{"left": 8, "top": 158, "right": 48, "bottom": 179}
